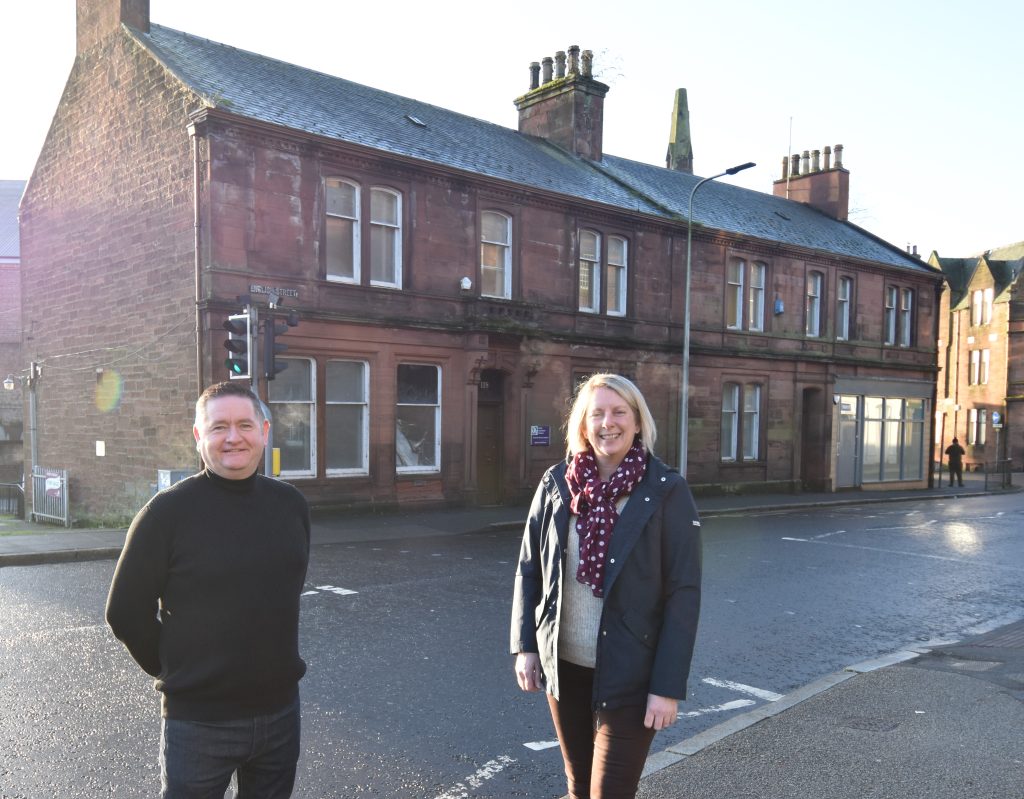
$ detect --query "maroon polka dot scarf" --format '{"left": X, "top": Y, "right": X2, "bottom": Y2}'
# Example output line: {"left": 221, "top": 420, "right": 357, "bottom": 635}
{"left": 565, "top": 439, "right": 647, "bottom": 597}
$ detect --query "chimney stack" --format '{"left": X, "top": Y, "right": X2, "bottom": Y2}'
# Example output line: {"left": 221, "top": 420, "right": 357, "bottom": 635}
{"left": 77, "top": 0, "right": 150, "bottom": 57}
{"left": 515, "top": 45, "right": 609, "bottom": 161}
{"left": 666, "top": 89, "right": 693, "bottom": 173}
{"left": 773, "top": 142, "right": 850, "bottom": 221}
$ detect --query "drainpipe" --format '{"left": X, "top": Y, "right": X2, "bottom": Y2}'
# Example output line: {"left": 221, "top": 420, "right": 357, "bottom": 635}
{"left": 928, "top": 281, "right": 941, "bottom": 488}
{"left": 188, "top": 121, "right": 204, "bottom": 397}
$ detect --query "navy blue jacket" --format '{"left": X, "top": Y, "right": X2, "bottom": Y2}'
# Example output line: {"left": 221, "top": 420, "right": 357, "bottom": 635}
{"left": 510, "top": 454, "right": 702, "bottom": 710}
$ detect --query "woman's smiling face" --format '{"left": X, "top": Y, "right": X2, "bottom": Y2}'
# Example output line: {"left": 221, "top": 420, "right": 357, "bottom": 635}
{"left": 584, "top": 386, "right": 640, "bottom": 476}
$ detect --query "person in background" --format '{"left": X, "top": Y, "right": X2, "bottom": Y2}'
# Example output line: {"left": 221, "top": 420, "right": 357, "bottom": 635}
{"left": 106, "top": 380, "right": 310, "bottom": 798}
{"left": 945, "top": 436, "right": 966, "bottom": 487}
{"left": 511, "top": 373, "right": 702, "bottom": 799}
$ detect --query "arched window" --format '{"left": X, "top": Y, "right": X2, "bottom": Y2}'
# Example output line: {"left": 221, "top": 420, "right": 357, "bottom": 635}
{"left": 370, "top": 187, "right": 402, "bottom": 288}
{"left": 325, "top": 178, "right": 360, "bottom": 283}
{"left": 578, "top": 230, "right": 601, "bottom": 313}
{"left": 481, "top": 211, "right": 512, "bottom": 299}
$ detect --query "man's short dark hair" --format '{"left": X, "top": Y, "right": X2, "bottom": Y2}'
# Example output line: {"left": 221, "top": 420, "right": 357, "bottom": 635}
{"left": 195, "top": 381, "right": 265, "bottom": 427}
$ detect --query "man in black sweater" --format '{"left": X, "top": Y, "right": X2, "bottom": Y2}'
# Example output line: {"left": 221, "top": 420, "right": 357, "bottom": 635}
{"left": 106, "top": 381, "right": 310, "bottom": 798}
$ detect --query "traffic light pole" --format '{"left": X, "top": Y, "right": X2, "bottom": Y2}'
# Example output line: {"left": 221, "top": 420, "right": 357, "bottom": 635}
{"left": 258, "top": 397, "right": 274, "bottom": 477}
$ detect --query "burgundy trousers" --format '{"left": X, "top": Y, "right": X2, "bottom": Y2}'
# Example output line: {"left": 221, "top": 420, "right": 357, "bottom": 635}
{"left": 546, "top": 660, "right": 656, "bottom": 799}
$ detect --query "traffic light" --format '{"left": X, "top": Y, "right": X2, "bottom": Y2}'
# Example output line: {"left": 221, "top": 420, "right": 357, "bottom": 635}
{"left": 263, "top": 310, "right": 298, "bottom": 380}
{"left": 223, "top": 312, "right": 252, "bottom": 380}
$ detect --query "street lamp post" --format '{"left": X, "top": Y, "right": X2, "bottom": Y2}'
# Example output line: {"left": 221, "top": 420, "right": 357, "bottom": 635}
{"left": 680, "top": 162, "right": 756, "bottom": 477}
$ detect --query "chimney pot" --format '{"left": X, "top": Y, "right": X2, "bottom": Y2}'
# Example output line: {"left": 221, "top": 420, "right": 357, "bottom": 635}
{"left": 774, "top": 141, "right": 849, "bottom": 220}
{"left": 515, "top": 45, "right": 609, "bottom": 161}
{"left": 582, "top": 50, "right": 593, "bottom": 78}
{"left": 529, "top": 62, "right": 540, "bottom": 90}
{"left": 568, "top": 45, "right": 581, "bottom": 75}
{"left": 541, "top": 57, "right": 553, "bottom": 84}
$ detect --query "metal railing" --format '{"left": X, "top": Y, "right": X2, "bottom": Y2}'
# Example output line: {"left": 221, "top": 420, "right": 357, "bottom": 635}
{"left": 0, "top": 482, "right": 24, "bottom": 518}
{"left": 31, "top": 466, "right": 71, "bottom": 527}
{"left": 984, "top": 459, "right": 1014, "bottom": 491}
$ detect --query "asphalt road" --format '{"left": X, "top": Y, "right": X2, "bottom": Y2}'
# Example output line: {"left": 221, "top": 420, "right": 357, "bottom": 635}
{"left": 1, "top": 490, "right": 1022, "bottom": 798}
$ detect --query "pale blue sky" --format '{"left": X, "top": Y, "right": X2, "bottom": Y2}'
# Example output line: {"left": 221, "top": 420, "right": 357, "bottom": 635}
{"left": 3, "top": 0, "right": 1020, "bottom": 257}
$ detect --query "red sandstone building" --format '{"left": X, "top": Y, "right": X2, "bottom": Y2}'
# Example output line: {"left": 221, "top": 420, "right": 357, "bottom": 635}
{"left": 932, "top": 242, "right": 1024, "bottom": 472}
{"left": 1, "top": 181, "right": 26, "bottom": 483}
{"left": 18, "top": 0, "right": 943, "bottom": 522}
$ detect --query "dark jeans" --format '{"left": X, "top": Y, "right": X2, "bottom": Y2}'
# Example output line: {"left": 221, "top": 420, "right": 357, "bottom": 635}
{"left": 949, "top": 463, "right": 963, "bottom": 486}
{"left": 160, "top": 697, "right": 301, "bottom": 799}
{"left": 546, "top": 660, "right": 656, "bottom": 799}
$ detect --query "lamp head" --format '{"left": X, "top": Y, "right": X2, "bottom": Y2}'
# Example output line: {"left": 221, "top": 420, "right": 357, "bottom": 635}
{"left": 2, "top": 375, "right": 15, "bottom": 391}
{"left": 725, "top": 161, "right": 756, "bottom": 175}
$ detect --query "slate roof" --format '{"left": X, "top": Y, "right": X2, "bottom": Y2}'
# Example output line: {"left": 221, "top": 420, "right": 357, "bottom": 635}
{"left": 136, "top": 24, "right": 935, "bottom": 276}
{"left": 0, "top": 180, "right": 26, "bottom": 262}
{"left": 935, "top": 254, "right": 1024, "bottom": 308}
{"left": 986, "top": 241, "right": 1024, "bottom": 261}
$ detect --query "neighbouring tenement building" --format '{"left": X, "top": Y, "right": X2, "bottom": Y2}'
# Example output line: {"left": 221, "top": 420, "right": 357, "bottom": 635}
{"left": 0, "top": 180, "right": 26, "bottom": 484}
{"left": 19, "top": 0, "right": 942, "bottom": 522}
{"left": 932, "top": 242, "right": 1024, "bottom": 472}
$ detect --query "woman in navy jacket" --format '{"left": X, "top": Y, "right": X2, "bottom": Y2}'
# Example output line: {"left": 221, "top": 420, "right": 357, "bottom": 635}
{"left": 511, "top": 374, "right": 702, "bottom": 798}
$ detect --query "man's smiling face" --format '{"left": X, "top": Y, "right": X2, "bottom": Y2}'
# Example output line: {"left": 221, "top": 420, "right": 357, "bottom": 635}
{"left": 193, "top": 395, "right": 269, "bottom": 479}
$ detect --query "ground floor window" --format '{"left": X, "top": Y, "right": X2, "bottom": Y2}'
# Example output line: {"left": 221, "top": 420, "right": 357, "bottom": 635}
{"left": 967, "top": 407, "right": 987, "bottom": 446}
{"left": 326, "top": 360, "right": 369, "bottom": 474}
{"left": 268, "top": 358, "right": 316, "bottom": 477}
{"left": 721, "top": 382, "right": 762, "bottom": 461}
{"left": 396, "top": 364, "right": 441, "bottom": 472}
{"left": 862, "top": 396, "right": 924, "bottom": 482}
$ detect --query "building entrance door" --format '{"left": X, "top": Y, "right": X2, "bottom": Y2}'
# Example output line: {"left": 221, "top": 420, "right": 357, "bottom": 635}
{"left": 476, "top": 370, "right": 504, "bottom": 504}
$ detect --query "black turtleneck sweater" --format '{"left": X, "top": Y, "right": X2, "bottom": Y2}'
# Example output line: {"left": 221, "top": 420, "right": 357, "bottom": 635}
{"left": 106, "top": 468, "right": 310, "bottom": 721}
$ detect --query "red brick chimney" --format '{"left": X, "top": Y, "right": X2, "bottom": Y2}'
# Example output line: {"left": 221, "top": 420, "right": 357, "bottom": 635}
{"left": 514, "top": 45, "right": 609, "bottom": 161}
{"left": 77, "top": 0, "right": 150, "bottom": 56}
{"left": 772, "top": 144, "right": 850, "bottom": 221}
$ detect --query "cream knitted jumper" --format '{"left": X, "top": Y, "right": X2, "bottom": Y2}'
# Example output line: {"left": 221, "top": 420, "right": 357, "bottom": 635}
{"left": 558, "top": 496, "right": 629, "bottom": 668}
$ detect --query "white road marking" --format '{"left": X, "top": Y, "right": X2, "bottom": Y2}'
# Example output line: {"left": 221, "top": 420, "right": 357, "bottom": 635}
{"left": 680, "top": 699, "right": 755, "bottom": 717}
{"left": 313, "top": 585, "right": 358, "bottom": 596}
{"left": 701, "top": 678, "right": 784, "bottom": 702}
{"left": 524, "top": 740, "right": 560, "bottom": 751}
{"left": 867, "top": 519, "right": 937, "bottom": 531}
{"left": 812, "top": 530, "right": 845, "bottom": 539}
{"left": 784, "top": 537, "right": 1024, "bottom": 567}
{"left": 432, "top": 755, "right": 517, "bottom": 799}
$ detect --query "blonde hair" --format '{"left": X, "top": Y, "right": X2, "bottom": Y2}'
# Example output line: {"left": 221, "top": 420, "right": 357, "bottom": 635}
{"left": 565, "top": 374, "right": 657, "bottom": 457}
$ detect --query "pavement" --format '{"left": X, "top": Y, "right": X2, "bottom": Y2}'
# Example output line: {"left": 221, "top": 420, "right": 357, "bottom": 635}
{"left": 2, "top": 469, "right": 1022, "bottom": 798}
